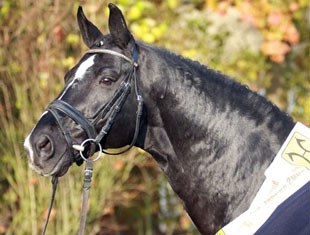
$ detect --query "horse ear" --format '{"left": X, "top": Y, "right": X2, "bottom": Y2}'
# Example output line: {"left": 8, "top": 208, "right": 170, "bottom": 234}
{"left": 108, "top": 3, "right": 132, "bottom": 48}
{"left": 77, "top": 6, "right": 103, "bottom": 48}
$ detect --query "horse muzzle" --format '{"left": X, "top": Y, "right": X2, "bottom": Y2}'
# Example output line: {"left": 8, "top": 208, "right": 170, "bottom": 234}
{"left": 24, "top": 129, "right": 72, "bottom": 177}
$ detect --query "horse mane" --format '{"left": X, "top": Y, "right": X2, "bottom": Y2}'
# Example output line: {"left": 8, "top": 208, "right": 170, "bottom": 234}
{"left": 140, "top": 42, "right": 294, "bottom": 141}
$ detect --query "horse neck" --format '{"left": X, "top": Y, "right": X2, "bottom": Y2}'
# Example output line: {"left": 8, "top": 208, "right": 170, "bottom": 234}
{"left": 139, "top": 44, "right": 295, "bottom": 233}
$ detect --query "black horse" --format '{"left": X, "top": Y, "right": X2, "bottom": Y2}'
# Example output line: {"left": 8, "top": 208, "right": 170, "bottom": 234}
{"left": 24, "top": 4, "right": 307, "bottom": 235}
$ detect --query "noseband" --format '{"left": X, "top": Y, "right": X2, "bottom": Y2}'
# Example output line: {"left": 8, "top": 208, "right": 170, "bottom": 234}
{"left": 48, "top": 44, "right": 143, "bottom": 165}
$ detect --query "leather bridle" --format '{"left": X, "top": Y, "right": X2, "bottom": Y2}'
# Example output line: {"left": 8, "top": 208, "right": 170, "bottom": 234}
{"left": 47, "top": 44, "right": 143, "bottom": 165}
{"left": 41, "top": 44, "right": 143, "bottom": 235}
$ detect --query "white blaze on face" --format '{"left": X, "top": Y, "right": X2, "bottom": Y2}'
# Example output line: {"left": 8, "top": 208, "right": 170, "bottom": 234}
{"left": 58, "top": 55, "right": 96, "bottom": 100}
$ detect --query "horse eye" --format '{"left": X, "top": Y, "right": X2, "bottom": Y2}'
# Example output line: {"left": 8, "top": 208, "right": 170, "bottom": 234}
{"left": 99, "top": 77, "right": 113, "bottom": 86}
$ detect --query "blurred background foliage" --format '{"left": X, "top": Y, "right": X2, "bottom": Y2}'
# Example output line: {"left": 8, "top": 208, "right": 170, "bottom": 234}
{"left": 0, "top": 0, "right": 309, "bottom": 234}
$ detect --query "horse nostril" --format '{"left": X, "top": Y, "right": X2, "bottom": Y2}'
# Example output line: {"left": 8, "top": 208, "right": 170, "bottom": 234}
{"left": 39, "top": 137, "right": 50, "bottom": 150}
{"left": 36, "top": 135, "right": 54, "bottom": 157}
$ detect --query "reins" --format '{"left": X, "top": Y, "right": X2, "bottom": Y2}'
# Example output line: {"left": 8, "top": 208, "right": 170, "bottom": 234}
{"left": 41, "top": 176, "right": 58, "bottom": 235}
{"left": 77, "top": 143, "right": 102, "bottom": 235}
{"left": 42, "top": 43, "right": 142, "bottom": 235}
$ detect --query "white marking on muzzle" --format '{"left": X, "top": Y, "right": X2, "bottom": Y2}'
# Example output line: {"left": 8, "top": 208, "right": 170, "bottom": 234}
{"left": 24, "top": 111, "right": 48, "bottom": 162}
{"left": 24, "top": 134, "right": 34, "bottom": 162}
{"left": 58, "top": 55, "right": 96, "bottom": 100}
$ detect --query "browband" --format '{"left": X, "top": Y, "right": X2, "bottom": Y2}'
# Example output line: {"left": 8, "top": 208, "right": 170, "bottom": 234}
{"left": 86, "top": 48, "right": 138, "bottom": 67}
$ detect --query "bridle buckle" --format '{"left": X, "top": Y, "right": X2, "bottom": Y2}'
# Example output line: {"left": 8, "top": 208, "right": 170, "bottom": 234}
{"left": 73, "top": 138, "right": 103, "bottom": 162}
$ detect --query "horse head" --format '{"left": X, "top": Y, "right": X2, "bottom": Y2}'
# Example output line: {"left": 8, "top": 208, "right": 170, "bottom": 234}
{"left": 24, "top": 4, "right": 144, "bottom": 177}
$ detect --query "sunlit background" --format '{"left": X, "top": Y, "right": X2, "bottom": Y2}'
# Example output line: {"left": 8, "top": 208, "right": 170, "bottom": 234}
{"left": 0, "top": 0, "right": 309, "bottom": 234}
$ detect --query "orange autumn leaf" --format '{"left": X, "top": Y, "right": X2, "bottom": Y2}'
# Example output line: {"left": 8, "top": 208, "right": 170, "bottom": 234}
{"left": 42, "top": 208, "right": 56, "bottom": 221}
{"left": 0, "top": 224, "right": 7, "bottom": 234}
{"left": 103, "top": 206, "right": 114, "bottom": 216}
{"left": 28, "top": 177, "right": 39, "bottom": 186}
{"left": 216, "top": 1, "right": 230, "bottom": 15}
{"left": 113, "top": 159, "right": 125, "bottom": 171}
{"left": 261, "top": 40, "right": 291, "bottom": 56}
{"left": 267, "top": 11, "right": 283, "bottom": 27}
{"left": 270, "top": 54, "right": 285, "bottom": 63}
{"left": 53, "top": 25, "right": 65, "bottom": 42}
{"left": 289, "top": 2, "right": 299, "bottom": 11}
{"left": 237, "top": 2, "right": 258, "bottom": 27}
{"left": 180, "top": 214, "right": 192, "bottom": 228}
{"left": 284, "top": 24, "right": 300, "bottom": 45}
